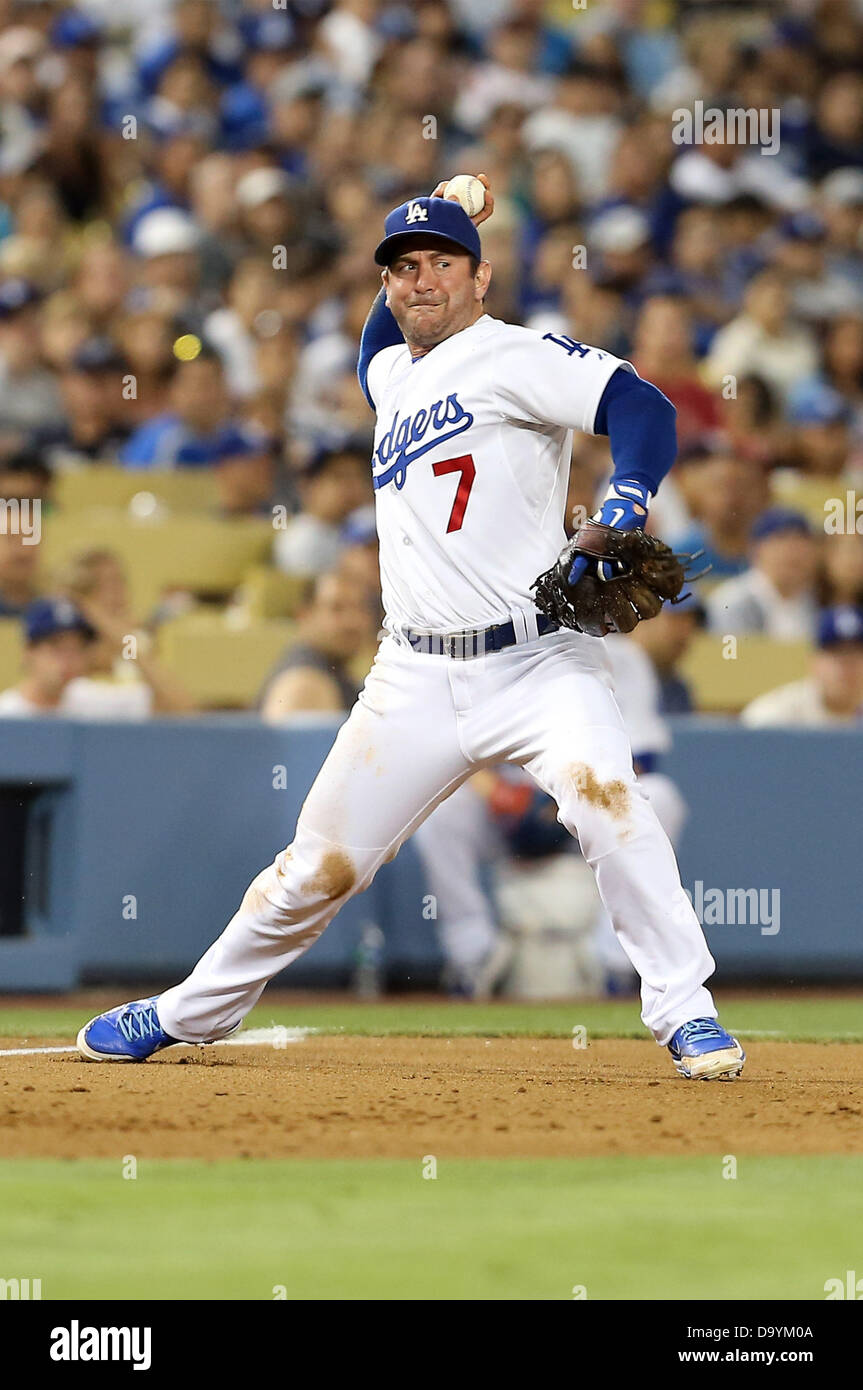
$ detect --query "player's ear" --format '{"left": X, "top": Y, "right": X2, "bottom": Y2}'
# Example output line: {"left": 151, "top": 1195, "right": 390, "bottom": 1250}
{"left": 381, "top": 267, "right": 390, "bottom": 303}
{"left": 476, "top": 259, "right": 492, "bottom": 302}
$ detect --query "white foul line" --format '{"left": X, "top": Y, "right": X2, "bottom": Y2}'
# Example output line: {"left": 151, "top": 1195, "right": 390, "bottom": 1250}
{"left": 0, "top": 1026, "right": 314, "bottom": 1058}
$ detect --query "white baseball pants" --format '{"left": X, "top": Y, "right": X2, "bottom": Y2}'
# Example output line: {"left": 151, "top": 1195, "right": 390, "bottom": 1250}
{"left": 158, "top": 630, "right": 717, "bottom": 1046}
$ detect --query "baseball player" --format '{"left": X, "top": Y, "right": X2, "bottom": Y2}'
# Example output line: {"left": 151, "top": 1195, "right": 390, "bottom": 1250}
{"left": 78, "top": 176, "right": 744, "bottom": 1080}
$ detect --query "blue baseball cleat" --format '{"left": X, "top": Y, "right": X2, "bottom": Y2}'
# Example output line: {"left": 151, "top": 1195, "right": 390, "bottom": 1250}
{"left": 668, "top": 1017, "right": 745, "bottom": 1080}
{"left": 77, "top": 996, "right": 179, "bottom": 1063}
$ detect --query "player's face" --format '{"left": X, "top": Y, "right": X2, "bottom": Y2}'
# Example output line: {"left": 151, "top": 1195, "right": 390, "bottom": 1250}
{"left": 383, "top": 243, "right": 489, "bottom": 352}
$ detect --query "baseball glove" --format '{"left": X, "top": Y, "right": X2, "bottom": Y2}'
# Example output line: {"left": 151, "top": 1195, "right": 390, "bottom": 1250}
{"left": 532, "top": 521, "right": 692, "bottom": 638}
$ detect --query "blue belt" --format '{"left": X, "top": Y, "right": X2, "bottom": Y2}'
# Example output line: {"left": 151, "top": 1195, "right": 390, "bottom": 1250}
{"left": 401, "top": 614, "right": 559, "bottom": 659}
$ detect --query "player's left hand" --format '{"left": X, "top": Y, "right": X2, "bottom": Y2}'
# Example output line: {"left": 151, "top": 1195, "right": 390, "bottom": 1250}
{"left": 429, "top": 173, "right": 495, "bottom": 227}
{"left": 568, "top": 479, "right": 650, "bottom": 585}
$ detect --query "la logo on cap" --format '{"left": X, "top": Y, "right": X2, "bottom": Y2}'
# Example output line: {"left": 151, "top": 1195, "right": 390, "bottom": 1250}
{"left": 404, "top": 201, "right": 429, "bottom": 224}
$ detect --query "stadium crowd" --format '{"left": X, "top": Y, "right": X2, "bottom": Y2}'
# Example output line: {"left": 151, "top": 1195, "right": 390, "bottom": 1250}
{"left": 0, "top": 0, "right": 862, "bottom": 728}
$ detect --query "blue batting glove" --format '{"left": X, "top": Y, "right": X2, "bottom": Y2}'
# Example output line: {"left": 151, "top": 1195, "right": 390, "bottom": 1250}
{"left": 568, "top": 479, "right": 651, "bottom": 585}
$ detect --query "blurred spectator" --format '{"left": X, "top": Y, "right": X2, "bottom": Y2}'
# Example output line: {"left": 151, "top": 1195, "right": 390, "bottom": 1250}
{"left": 289, "top": 276, "right": 382, "bottom": 438}
{"left": 234, "top": 166, "right": 332, "bottom": 280}
{"left": 72, "top": 241, "right": 130, "bottom": 336}
{"left": 0, "top": 445, "right": 53, "bottom": 509}
{"left": 0, "top": 597, "right": 93, "bottom": 716}
{"left": 414, "top": 775, "right": 507, "bottom": 998}
{"left": 806, "top": 72, "right": 863, "bottom": 181}
{"left": 37, "top": 75, "right": 108, "bottom": 223}
{"left": 632, "top": 296, "right": 721, "bottom": 448}
{"left": 817, "top": 531, "right": 863, "bottom": 610}
{"left": 787, "top": 381, "right": 854, "bottom": 478}
{"left": 0, "top": 527, "right": 40, "bottom": 617}
{"left": 588, "top": 204, "right": 652, "bottom": 308}
{"left": 706, "top": 509, "right": 819, "bottom": 640}
{"left": 0, "top": 280, "right": 64, "bottom": 437}
{"left": 705, "top": 269, "right": 819, "bottom": 404}
{"left": 259, "top": 569, "right": 376, "bottom": 723}
{"left": 742, "top": 606, "right": 863, "bottom": 727}
{"left": 455, "top": 17, "right": 555, "bottom": 138}
{"left": 121, "top": 348, "right": 274, "bottom": 514}
{"left": 335, "top": 504, "right": 382, "bottom": 624}
{"left": 131, "top": 208, "right": 205, "bottom": 323}
{"left": 672, "top": 450, "right": 769, "bottom": 580}
{"left": 630, "top": 595, "right": 705, "bottom": 715}
{"left": 645, "top": 206, "right": 733, "bottom": 350}
{"left": 34, "top": 336, "right": 131, "bottom": 467}
{"left": 113, "top": 310, "right": 176, "bottom": 426}
{"left": 819, "top": 314, "right": 863, "bottom": 443}
{"left": 522, "top": 58, "right": 623, "bottom": 204}
{"left": 0, "top": 25, "right": 46, "bottom": 177}
{"left": 771, "top": 209, "right": 862, "bottom": 325}
{"left": 273, "top": 441, "right": 371, "bottom": 578}
{"left": 204, "top": 256, "right": 282, "bottom": 399}
{"left": 719, "top": 374, "right": 789, "bottom": 469}
{"left": 57, "top": 548, "right": 196, "bottom": 717}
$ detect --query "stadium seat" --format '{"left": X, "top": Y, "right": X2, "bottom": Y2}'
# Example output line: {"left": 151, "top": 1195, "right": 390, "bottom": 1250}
{"left": 235, "top": 565, "right": 310, "bottom": 619}
{"left": 769, "top": 474, "right": 844, "bottom": 529}
{"left": 54, "top": 467, "right": 220, "bottom": 515}
{"left": 40, "top": 515, "right": 274, "bottom": 614}
{"left": 0, "top": 618, "right": 23, "bottom": 692}
{"left": 156, "top": 612, "right": 297, "bottom": 708}
{"left": 679, "top": 633, "right": 812, "bottom": 714}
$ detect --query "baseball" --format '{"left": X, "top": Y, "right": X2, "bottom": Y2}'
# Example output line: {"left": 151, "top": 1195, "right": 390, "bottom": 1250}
{"left": 442, "top": 174, "right": 486, "bottom": 218}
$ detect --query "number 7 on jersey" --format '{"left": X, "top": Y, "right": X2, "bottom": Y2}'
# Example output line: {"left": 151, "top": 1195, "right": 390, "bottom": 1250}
{"left": 432, "top": 454, "right": 475, "bottom": 534}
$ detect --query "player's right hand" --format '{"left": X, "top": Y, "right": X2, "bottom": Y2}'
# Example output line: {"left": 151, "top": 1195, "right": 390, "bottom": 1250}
{"left": 429, "top": 173, "right": 495, "bottom": 227}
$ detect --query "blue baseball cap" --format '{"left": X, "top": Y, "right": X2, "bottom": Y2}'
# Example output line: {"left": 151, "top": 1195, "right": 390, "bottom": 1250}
{"left": 817, "top": 606, "right": 863, "bottom": 649}
{"left": 790, "top": 382, "right": 851, "bottom": 426}
{"left": 24, "top": 598, "right": 95, "bottom": 646}
{"left": 341, "top": 505, "right": 377, "bottom": 546}
{"left": 0, "top": 278, "right": 42, "bottom": 318}
{"left": 239, "top": 13, "right": 295, "bottom": 52}
{"left": 374, "top": 196, "right": 482, "bottom": 267}
{"left": 750, "top": 508, "right": 812, "bottom": 543}
{"left": 52, "top": 11, "right": 102, "bottom": 47}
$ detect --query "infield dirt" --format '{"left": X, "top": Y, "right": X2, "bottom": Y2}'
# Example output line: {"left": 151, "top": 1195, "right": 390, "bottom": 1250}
{"left": 1, "top": 1037, "right": 861, "bottom": 1160}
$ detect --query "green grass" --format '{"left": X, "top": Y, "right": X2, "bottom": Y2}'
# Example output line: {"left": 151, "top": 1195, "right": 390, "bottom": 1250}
{"left": 2, "top": 994, "right": 863, "bottom": 1043}
{"left": 0, "top": 1156, "right": 859, "bottom": 1300}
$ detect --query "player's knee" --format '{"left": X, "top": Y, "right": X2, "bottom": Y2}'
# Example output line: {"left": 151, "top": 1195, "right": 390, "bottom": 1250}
{"left": 558, "top": 760, "right": 640, "bottom": 857}
{"left": 275, "top": 842, "right": 358, "bottom": 903}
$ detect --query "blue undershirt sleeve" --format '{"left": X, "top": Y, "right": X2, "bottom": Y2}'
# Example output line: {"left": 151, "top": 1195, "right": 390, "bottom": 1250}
{"left": 593, "top": 367, "right": 678, "bottom": 496}
{"left": 357, "top": 289, "right": 404, "bottom": 409}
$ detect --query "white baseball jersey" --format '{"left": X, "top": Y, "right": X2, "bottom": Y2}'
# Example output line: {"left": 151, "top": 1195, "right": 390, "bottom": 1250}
{"left": 365, "top": 314, "right": 633, "bottom": 634}
{"left": 156, "top": 312, "right": 719, "bottom": 1059}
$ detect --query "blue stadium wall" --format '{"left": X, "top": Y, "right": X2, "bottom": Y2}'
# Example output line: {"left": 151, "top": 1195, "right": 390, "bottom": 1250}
{"left": 0, "top": 717, "right": 859, "bottom": 990}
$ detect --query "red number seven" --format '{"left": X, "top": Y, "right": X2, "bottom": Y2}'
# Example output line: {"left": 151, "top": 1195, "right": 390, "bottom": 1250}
{"left": 432, "top": 454, "right": 475, "bottom": 533}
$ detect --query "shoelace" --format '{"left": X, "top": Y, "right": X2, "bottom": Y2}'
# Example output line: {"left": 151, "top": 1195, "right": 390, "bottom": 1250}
{"left": 675, "top": 1018, "right": 727, "bottom": 1044}
{"left": 118, "top": 1004, "right": 160, "bottom": 1044}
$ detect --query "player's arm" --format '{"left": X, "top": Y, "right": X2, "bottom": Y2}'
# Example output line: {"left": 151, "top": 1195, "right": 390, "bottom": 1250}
{"left": 570, "top": 366, "right": 674, "bottom": 558}
{"left": 357, "top": 289, "right": 403, "bottom": 409}
{"left": 592, "top": 368, "right": 677, "bottom": 513}
{"left": 496, "top": 334, "right": 677, "bottom": 581}
{"left": 569, "top": 368, "right": 677, "bottom": 582}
